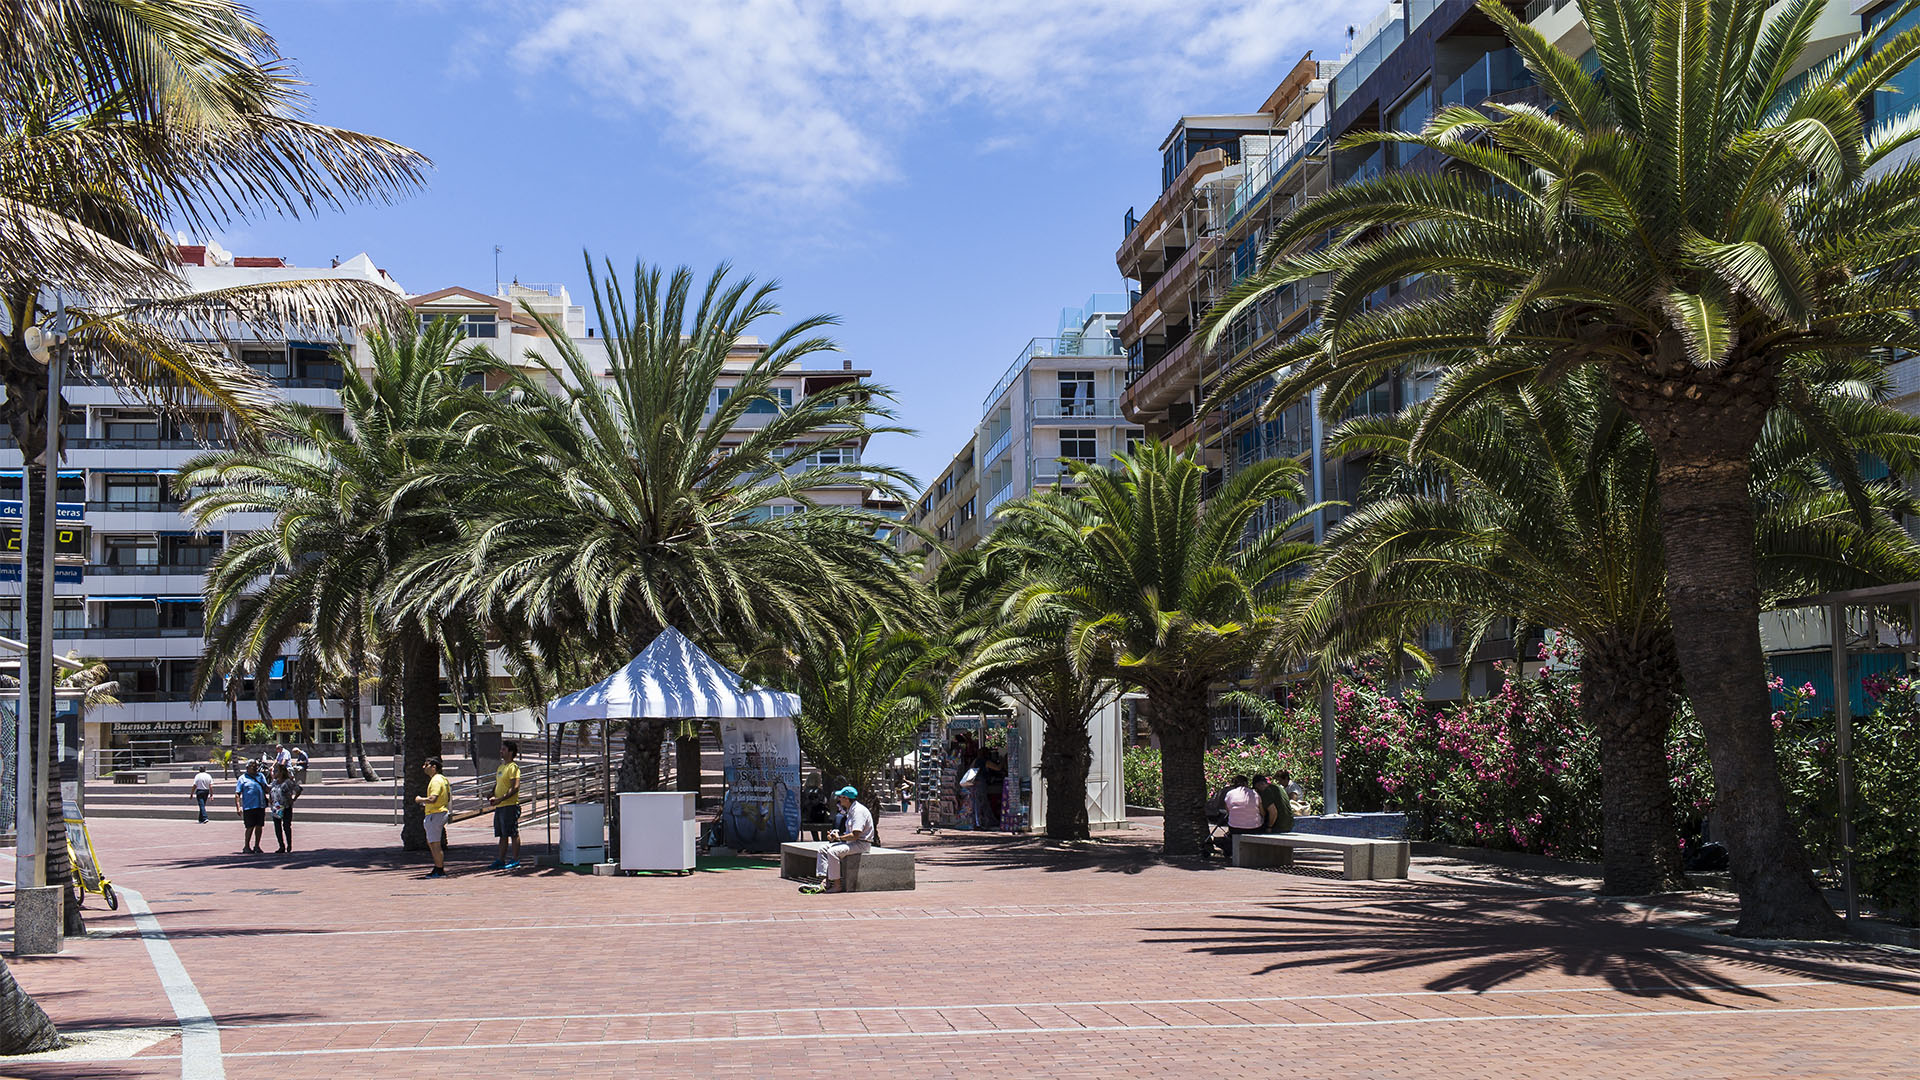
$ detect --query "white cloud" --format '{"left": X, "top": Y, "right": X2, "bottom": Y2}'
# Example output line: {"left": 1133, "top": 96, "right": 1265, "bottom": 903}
{"left": 512, "top": 0, "right": 1339, "bottom": 204}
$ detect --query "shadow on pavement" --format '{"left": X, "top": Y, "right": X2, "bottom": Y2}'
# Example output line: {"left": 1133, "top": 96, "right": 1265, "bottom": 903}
{"left": 1141, "top": 882, "right": 1920, "bottom": 1000}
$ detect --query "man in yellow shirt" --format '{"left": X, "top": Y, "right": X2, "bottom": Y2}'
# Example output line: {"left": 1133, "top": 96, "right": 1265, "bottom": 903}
{"left": 487, "top": 740, "right": 523, "bottom": 871}
{"left": 415, "top": 757, "right": 452, "bottom": 878}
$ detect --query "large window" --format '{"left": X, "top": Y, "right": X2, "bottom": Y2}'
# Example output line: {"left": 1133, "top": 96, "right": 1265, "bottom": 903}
{"left": 1386, "top": 83, "right": 1433, "bottom": 167}
{"left": 1057, "top": 371, "right": 1096, "bottom": 416}
{"left": 420, "top": 312, "right": 498, "bottom": 339}
{"left": 162, "top": 534, "right": 222, "bottom": 568}
{"left": 1873, "top": 4, "right": 1920, "bottom": 125}
{"left": 242, "top": 348, "right": 288, "bottom": 381}
{"left": 1059, "top": 429, "right": 1097, "bottom": 462}
{"left": 104, "top": 413, "right": 159, "bottom": 441}
{"left": 102, "top": 474, "right": 164, "bottom": 507}
{"left": 103, "top": 535, "right": 158, "bottom": 567}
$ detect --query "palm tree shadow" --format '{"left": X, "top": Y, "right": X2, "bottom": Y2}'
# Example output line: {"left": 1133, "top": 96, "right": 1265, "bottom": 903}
{"left": 1144, "top": 883, "right": 1920, "bottom": 1002}
{"left": 910, "top": 830, "right": 1201, "bottom": 876}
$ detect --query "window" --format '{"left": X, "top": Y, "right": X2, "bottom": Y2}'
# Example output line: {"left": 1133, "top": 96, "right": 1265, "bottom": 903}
{"left": 937, "top": 473, "right": 956, "bottom": 498}
{"left": 745, "top": 388, "right": 792, "bottom": 414}
{"left": 956, "top": 496, "right": 977, "bottom": 525}
{"left": 103, "top": 536, "right": 159, "bottom": 566}
{"left": 1059, "top": 429, "right": 1097, "bottom": 462}
{"left": 104, "top": 414, "right": 159, "bottom": 441}
{"left": 802, "top": 444, "right": 857, "bottom": 468}
{"left": 1058, "top": 371, "right": 1096, "bottom": 416}
{"left": 242, "top": 348, "right": 288, "bottom": 381}
{"left": 417, "top": 312, "right": 497, "bottom": 338}
{"left": 1386, "top": 83, "right": 1433, "bottom": 168}
{"left": 102, "top": 601, "right": 157, "bottom": 630}
{"left": 53, "top": 599, "right": 84, "bottom": 631}
{"left": 1126, "top": 428, "right": 1146, "bottom": 455}
{"left": 102, "top": 474, "right": 163, "bottom": 507}
{"left": 163, "top": 534, "right": 221, "bottom": 568}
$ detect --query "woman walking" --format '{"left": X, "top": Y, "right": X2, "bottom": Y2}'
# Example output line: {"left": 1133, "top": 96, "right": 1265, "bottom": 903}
{"left": 270, "top": 762, "right": 303, "bottom": 854}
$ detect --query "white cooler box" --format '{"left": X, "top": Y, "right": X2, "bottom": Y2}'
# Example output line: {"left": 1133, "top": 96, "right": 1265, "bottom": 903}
{"left": 619, "top": 791, "right": 697, "bottom": 873}
{"left": 557, "top": 802, "right": 605, "bottom": 865}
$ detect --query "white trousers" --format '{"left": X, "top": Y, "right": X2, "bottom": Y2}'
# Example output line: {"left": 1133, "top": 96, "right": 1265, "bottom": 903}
{"left": 816, "top": 841, "right": 869, "bottom": 880}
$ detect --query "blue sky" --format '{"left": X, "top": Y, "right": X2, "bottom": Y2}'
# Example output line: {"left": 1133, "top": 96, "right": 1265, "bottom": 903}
{"left": 231, "top": 0, "right": 1350, "bottom": 486}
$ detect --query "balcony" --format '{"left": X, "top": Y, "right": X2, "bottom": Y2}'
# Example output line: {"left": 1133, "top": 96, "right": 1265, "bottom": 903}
{"left": 1030, "top": 398, "right": 1124, "bottom": 422}
{"left": 982, "top": 335, "right": 1125, "bottom": 415}
{"left": 1117, "top": 234, "right": 1220, "bottom": 344}
{"left": 66, "top": 438, "right": 210, "bottom": 451}
{"left": 56, "top": 626, "right": 205, "bottom": 639}
{"left": 1330, "top": 4, "right": 1405, "bottom": 111}
{"left": 87, "top": 564, "right": 214, "bottom": 576}
{"left": 1221, "top": 103, "right": 1330, "bottom": 232}
{"left": 1438, "top": 49, "right": 1534, "bottom": 112}
{"left": 87, "top": 501, "right": 182, "bottom": 514}
{"left": 982, "top": 427, "right": 1014, "bottom": 467}
{"left": 982, "top": 482, "right": 1016, "bottom": 518}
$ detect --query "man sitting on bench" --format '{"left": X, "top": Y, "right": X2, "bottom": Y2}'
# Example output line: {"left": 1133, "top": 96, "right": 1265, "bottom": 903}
{"left": 808, "top": 787, "right": 874, "bottom": 894}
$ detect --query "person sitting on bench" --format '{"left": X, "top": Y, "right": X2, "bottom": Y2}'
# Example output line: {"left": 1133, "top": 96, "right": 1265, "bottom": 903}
{"left": 814, "top": 787, "right": 875, "bottom": 894}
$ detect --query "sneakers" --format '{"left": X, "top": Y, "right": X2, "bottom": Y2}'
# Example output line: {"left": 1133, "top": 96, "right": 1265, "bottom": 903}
{"left": 427, "top": 868, "right": 447, "bottom": 878}
{"left": 502, "top": 860, "right": 521, "bottom": 871}
{"left": 486, "top": 860, "right": 505, "bottom": 870}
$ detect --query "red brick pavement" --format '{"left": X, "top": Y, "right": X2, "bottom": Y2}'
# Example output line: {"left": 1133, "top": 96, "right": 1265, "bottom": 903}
{"left": 2, "top": 815, "right": 1917, "bottom": 1079}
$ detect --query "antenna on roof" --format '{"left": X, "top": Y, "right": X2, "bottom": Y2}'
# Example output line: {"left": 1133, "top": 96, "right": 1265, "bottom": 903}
{"left": 493, "top": 244, "right": 503, "bottom": 294}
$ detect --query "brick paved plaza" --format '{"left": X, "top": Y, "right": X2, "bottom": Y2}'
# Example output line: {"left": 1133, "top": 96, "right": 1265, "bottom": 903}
{"left": 3, "top": 815, "right": 1916, "bottom": 1079}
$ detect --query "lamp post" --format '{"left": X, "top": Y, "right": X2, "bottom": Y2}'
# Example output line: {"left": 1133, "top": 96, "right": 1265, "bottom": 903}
{"left": 13, "top": 299, "right": 64, "bottom": 920}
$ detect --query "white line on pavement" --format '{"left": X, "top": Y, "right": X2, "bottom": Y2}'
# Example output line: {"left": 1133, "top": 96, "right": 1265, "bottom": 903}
{"left": 215, "top": 977, "right": 1915, "bottom": 1031}
{"left": 179, "top": 1002, "right": 1920, "bottom": 1059}
{"left": 119, "top": 886, "right": 224, "bottom": 1080}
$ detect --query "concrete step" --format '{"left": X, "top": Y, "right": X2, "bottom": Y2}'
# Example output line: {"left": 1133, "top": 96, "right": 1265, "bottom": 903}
{"left": 83, "top": 803, "right": 401, "bottom": 824}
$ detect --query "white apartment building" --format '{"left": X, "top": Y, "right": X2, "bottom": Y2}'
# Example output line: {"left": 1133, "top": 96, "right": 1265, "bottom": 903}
{"left": 903, "top": 294, "right": 1140, "bottom": 830}
{"left": 0, "top": 241, "right": 406, "bottom": 759}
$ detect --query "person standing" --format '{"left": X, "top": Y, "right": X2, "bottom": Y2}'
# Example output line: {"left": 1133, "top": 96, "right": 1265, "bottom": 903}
{"left": 487, "top": 741, "right": 522, "bottom": 870}
{"left": 1220, "top": 775, "right": 1263, "bottom": 862}
{"left": 808, "top": 787, "right": 874, "bottom": 894}
{"left": 234, "top": 760, "right": 269, "bottom": 854}
{"left": 269, "top": 762, "right": 302, "bottom": 854}
{"left": 415, "top": 757, "right": 451, "bottom": 877}
{"left": 191, "top": 766, "right": 214, "bottom": 824}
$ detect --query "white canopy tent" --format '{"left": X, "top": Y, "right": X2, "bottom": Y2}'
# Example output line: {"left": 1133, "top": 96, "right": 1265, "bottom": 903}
{"left": 544, "top": 627, "right": 798, "bottom": 724}
{"left": 539, "top": 628, "right": 801, "bottom": 862}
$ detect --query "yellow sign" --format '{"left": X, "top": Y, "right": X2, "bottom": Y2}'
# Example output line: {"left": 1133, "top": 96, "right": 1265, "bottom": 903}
{"left": 272, "top": 719, "right": 302, "bottom": 732}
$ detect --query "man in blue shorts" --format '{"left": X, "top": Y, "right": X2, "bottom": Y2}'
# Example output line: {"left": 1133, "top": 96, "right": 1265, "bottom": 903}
{"left": 487, "top": 740, "right": 522, "bottom": 870}
{"left": 233, "top": 760, "right": 269, "bottom": 854}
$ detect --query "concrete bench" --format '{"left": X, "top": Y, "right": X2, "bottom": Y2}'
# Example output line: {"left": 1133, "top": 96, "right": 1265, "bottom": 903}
{"left": 1233, "top": 833, "right": 1409, "bottom": 880}
{"left": 780, "top": 841, "right": 916, "bottom": 892}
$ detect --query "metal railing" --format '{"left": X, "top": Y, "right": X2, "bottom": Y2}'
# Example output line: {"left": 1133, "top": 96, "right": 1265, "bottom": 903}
{"left": 1030, "top": 397, "right": 1125, "bottom": 420}
{"left": 88, "top": 564, "right": 213, "bottom": 576}
{"left": 86, "top": 501, "right": 183, "bottom": 513}
{"left": 982, "top": 482, "right": 1017, "bottom": 518}
{"left": 982, "top": 335, "right": 1125, "bottom": 414}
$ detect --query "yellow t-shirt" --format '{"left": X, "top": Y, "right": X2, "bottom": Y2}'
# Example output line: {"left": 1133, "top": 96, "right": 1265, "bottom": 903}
{"left": 493, "top": 761, "right": 520, "bottom": 808}
{"left": 423, "top": 773, "right": 451, "bottom": 815}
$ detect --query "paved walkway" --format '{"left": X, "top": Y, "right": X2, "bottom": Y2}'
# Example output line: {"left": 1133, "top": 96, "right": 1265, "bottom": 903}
{"left": 3, "top": 815, "right": 1917, "bottom": 1078}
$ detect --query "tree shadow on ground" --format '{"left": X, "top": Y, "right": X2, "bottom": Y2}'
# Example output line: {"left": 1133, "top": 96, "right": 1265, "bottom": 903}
{"left": 1142, "top": 881, "right": 1920, "bottom": 1001}
{"left": 910, "top": 829, "right": 1204, "bottom": 876}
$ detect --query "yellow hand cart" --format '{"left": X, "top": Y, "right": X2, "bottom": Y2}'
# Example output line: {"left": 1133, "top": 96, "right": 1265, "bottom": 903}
{"left": 61, "top": 800, "right": 117, "bottom": 911}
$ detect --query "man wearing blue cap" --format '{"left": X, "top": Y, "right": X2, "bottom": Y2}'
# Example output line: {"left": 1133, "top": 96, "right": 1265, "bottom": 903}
{"left": 811, "top": 787, "right": 874, "bottom": 894}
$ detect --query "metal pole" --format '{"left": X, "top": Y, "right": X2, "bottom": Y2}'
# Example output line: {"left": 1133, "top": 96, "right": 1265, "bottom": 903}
{"left": 1319, "top": 680, "right": 1338, "bottom": 816}
{"left": 1829, "top": 601, "right": 1858, "bottom": 927}
{"left": 28, "top": 298, "right": 64, "bottom": 890}
{"left": 13, "top": 440, "right": 36, "bottom": 888}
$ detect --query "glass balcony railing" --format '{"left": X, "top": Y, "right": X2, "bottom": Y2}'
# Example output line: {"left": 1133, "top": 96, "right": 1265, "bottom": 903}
{"left": 982, "top": 335, "right": 1125, "bottom": 415}
{"left": 1438, "top": 48, "right": 1534, "bottom": 111}
{"left": 982, "top": 482, "right": 1016, "bottom": 518}
{"left": 983, "top": 427, "right": 1014, "bottom": 466}
{"left": 1330, "top": 4, "right": 1405, "bottom": 111}
{"left": 1031, "top": 398, "right": 1124, "bottom": 420}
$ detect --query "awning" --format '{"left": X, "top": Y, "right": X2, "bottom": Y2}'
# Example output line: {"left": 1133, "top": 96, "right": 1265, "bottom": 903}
{"left": 545, "top": 626, "right": 798, "bottom": 724}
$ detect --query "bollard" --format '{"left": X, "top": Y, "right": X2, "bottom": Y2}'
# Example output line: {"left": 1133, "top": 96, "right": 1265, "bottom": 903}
{"left": 12, "top": 886, "right": 64, "bottom": 955}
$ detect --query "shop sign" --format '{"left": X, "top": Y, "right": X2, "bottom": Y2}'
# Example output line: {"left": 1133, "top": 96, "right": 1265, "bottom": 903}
{"left": 110, "top": 720, "right": 215, "bottom": 734}
{"left": 272, "top": 719, "right": 302, "bottom": 732}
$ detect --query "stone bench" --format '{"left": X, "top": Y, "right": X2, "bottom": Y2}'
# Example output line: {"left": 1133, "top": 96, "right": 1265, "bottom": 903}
{"left": 780, "top": 841, "right": 916, "bottom": 892}
{"left": 1233, "top": 833, "right": 1409, "bottom": 880}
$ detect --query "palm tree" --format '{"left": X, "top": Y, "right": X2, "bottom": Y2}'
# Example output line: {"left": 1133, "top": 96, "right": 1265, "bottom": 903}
{"left": 0, "top": 0, "right": 425, "bottom": 956}
{"left": 1203, "top": 0, "right": 1920, "bottom": 937}
{"left": 389, "top": 258, "right": 926, "bottom": 817}
{"left": 945, "top": 518, "right": 1130, "bottom": 841}
{"left": 1298, "top": 370, "right": 1920, "bottom": 894}
{"left": 786, "top": 620, "right": 948, "bottom": 832}
{"left": 997, "top": 445, "right": 1321, "bottom": 857}
{"left": 184, "top": 321, "right": 483, "bottom": 850}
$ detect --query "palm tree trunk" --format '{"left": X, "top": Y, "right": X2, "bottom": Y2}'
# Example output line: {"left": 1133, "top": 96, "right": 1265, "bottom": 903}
{"left": 1626, "top": 368, "right": 1840, "bottom": 937}
{"left": 398, "top": 629, "right": 442, "bottom": 851}
{"left": 21, "top": 461, "right": 79, "bottom": 937}
{"left": 348, "top": 672, "right": 379, "bottom": 782}
{"left": 1149, "top": 684, "right": 1211, "bottom": 858}
{"left": 0, "top": 954, "right": 59, "bottom": 1054}
{"left": 1580, "top": 636, "right": 1688, "bottom": 895}
{"left": 675, "top": 729, "right": 702, "bottom": 793}
{"left": 1039, "top": 703, "right": 1092, "bottom": 841}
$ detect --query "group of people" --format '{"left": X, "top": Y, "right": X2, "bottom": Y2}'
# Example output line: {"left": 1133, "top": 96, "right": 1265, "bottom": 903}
{"left": 412, "top": 740, "right": 521, "bottom": 878}
{"left": 951, "top": 733, "right": 1007, "bottom": 830}
{"left": 212, "top": 757, "right": 305, "bottom": 854}
{"left": 1213, "top": 772, "right": 1308, "bottom": 861}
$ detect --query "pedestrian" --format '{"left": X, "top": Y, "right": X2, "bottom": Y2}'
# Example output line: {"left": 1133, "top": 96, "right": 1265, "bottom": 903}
{"left": 269, "top": 762, "right": 302, "bottom": 853}
{"left": 804, "top": 786, "right": 873, "bottom": 894}
{"left": 234, "top": 760, "right": 269, "bottom": 854}
{"left": 1279, "top": 770, "right": 1309, "bottom": 814}
{"left": 487, "top": 740, "right": 522, "bottom": 870}
{"left": 289, "top": 745, "right": 310, "bottom": 784}
{"left": 191, "top": 765, "right": 213, "bottom": 824}
{"left": 1220, "top": 775, "right": 1263, "bottom": 861}
{"left": 1252, "top": 774, "right": 1293, "bottom": 835}
{"left": 415, "top": 756, "right": 451, "bottom": 877}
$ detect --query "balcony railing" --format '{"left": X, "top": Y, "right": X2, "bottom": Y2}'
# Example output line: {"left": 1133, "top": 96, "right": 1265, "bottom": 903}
{"left": 1031, "top": 398, "right": 1124, "bottom": 420}
{"left": 67, "top": 438, "right": 209, "bottom": 450}
{"left": 1222, "top": 104, "right": 1329, "bottom": 230}
{"left": 87, "top": 564, "right": 214, "bottom": 576}
{"left": 982, "top": 482, "right": 1016, "bottom": 518}
{"left": 982, "top": 335, "right": 1126, "bottom": 415}
{"left": 982, "top": 427, "right": 1014, "bottom": 466}
{"left": 1438, "top": 49, "right": 1534, "bottom": 111}
{"left": 56, "top": 626, "right": 205, "bottom": 639}
{"left": 86, "top": 501, "right": 183, "bottom": 513}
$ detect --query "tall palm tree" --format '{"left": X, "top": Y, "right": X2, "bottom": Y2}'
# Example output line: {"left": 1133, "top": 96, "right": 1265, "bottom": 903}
{"left": 0, "top": 0, "right": 425, "bottom": 955}
{"left": 1299, "top": 370, "right": 1920, "bottom": 894}
{"left": 787, "top": 620, "right": 948, "bottom": 833}
{"left": 998, "top": 445, "right": 1322, "bottom": 857}
{"left": 390, "top": 258, "right": 926, "bottom": 814}
{"left": 1204, "top": 0, "right": 1920, "bottom": 937}
{"left": 944, "top": 518, "right": 1130, "bottom": 841}
{"left": 184, "top": 321, "right": 483, "bottom": 850}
